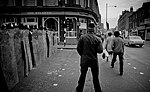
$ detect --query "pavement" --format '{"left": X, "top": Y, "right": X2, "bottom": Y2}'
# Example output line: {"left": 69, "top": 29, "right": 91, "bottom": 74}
{"left": 11, "top": 45, "right": 149, "bottom": 92}
{"left": 145, "top": 41, "right": 150, "bottom": 46}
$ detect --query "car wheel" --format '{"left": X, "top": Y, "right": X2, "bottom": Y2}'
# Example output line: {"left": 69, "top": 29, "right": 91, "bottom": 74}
{"left": 128, "top": 43, "right": 130, "bottom": 46}
{"left": 139, "top": 45, "right": 143, "bottom": 47}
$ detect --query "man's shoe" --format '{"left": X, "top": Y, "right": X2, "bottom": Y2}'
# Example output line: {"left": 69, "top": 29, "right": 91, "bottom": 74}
{"left": 111, "top": 63, "right": 114, "bottom": 68}
{"left": 120, "top": 72, "right": 123, "bottom": 76}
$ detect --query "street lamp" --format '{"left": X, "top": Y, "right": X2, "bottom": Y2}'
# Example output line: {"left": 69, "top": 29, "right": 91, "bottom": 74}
{"left": 106, "top": 3, "right": 117, "bottom": 30}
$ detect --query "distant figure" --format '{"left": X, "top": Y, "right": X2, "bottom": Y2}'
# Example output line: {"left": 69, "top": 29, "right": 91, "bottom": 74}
{"left": 104, "top": 32, "right": 113, "bottom": 62}
{"left": 111, "top": 31, "right": 124, "bottom": 75}
{"left": 78, "top": 30, "right": 83, "bottom": 39}
{"left": 76, "top": 23, "right": 103, "bottom": 92}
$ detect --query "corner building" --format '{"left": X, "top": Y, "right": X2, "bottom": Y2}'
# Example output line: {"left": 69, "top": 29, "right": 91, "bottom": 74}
{"left": 0, "top": 0, "right": 101, "bottom": 44}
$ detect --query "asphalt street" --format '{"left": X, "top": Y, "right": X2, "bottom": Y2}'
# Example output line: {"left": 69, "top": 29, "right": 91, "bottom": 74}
{"left": 12, "top": 44, "right": 150, "bottom": 92}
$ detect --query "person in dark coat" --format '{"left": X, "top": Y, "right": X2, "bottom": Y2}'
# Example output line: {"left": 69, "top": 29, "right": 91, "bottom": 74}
{"left": 76, "top": 23, "right": 103, "bottom": 92}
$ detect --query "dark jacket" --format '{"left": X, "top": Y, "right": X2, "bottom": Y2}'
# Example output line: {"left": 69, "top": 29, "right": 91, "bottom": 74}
{"left": 77, "top": 33, "right": 103, "bottom": 67}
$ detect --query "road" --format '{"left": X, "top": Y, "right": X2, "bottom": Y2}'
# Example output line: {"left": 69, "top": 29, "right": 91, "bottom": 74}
{"left": 12, "top": 45, "right": 150, "bottom": 92}
{"left": 124, "top": 45, "right": 150, "bottom": 91}
{"left": 99, "top": 44, "right": 150, "bottom": 92}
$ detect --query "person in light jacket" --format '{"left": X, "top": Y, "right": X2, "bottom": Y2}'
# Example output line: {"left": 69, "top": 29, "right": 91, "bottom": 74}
{"left": 104, "top": 32, "right": 113, "bottom": 62}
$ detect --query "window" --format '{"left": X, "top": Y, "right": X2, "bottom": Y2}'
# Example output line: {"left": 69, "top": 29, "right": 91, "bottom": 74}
{"left": 65, "top": 17, "right": 77, "bottom": 38}
{"left": 44, "top": 0, "right": 58, "bottom": 6}
{"left": 76, "top": 0, "right": 80, "bottom": 5}
{"left": 15, "top": 0, "right": 22, "bottom": 6}
{"left": 1, "top": 0, "right": 15, "bottom": 6}
{"left": 23, "top": 0, "right": 36, "bottom": 6}
{"left": 37, "top": 0, "right": 43, "bottom": 6}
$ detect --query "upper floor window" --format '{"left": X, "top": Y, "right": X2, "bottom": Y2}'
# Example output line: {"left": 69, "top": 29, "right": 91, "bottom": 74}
{"left": 22, "top": 0, "right": 36, "bottom": 6}
{"left": 65, "top": 0, "right": 76, "bottom": 5}
{"left": 80, "top": 0, "right": 86, "bottom": 8}
{"left": 44, "top": 0, "right": 58, "bottom": 6}
{"left": 15, "top": 0, "right": 22, "bottom": 6}
{"left": 0, "top": 0, "right": 15, "bottom": 6}
{"left": 37, "top": 0, "right": 43, "bottom": 6}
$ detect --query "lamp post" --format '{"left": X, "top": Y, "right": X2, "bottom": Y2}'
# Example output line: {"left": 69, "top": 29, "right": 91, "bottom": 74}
{"left": 106, "top": 3, "right": 117, "bottom": 30}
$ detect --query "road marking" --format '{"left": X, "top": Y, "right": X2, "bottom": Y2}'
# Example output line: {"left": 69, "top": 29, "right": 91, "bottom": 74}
{"left": 140, "top": 72, "right": 144, "bottom": 75}
{"left": 128, "top": 63, "right": 131, "bottom": 65}
{"left": 62, "top": 68, "right": 65, "bottom": 71}
{"left": 64, "top": 64, "right": 67, "bottom": 66}
{"left": 47, "top": 72, "right": 52, "bottom": 75}
{"left": 58, "top": 75, "right": 62, "bottom": 77}
{"left": 53, "top": 83, "right": 58, "bottom": 86}
{"left": 133, "top": 67, "right": 137, "bottom": 69}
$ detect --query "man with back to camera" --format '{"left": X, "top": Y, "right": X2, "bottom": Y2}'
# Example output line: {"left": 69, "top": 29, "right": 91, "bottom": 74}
{"left": 111, "top": 31, "right": 124, "bottom": 75}
{"left": 76, "top": 23, "right": 103, "bottom": 92}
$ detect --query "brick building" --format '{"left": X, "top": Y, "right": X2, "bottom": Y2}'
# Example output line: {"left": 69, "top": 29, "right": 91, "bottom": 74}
{"left": 129, "top": 2, "right": 150, "bottom": 40}
{"left": 117, "top": 7, "right": 133, "bottom": 37}
{"left": 0, "top": 0, "right": 101, "bottom": 44}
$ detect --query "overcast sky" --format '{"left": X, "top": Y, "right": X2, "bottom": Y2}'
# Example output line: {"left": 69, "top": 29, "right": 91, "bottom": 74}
{"left": 98, "top": 0, "right": 150, "bottom": 29}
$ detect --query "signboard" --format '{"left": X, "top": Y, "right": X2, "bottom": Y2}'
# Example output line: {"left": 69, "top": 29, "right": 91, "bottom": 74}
{"left": 79, "top": 23, "right": 87, "bottom": 29}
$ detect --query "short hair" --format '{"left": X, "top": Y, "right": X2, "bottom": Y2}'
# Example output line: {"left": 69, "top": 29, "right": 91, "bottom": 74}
{"left": 114, "top": 31, "right": 120, "bottom": 37}
{"left": 108, "top": 32, "right": 112, "bottom": 36}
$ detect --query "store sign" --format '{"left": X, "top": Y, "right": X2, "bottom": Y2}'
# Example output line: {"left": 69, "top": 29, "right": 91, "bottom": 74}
{"left": 26, "top": 12, "right": 52, "bottom": 14}
{"left": 79, "top": 23, "right": 87, "bottom": 29}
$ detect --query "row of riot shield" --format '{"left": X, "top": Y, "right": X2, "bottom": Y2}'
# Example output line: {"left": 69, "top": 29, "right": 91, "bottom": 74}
{"left": 0, "top": 28, "right": 57, "bottom": 91}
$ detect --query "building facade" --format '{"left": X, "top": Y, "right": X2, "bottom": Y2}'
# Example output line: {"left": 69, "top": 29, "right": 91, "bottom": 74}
{"left": 129, "top": 2, "right": 150, "bottom": 40}
{"left": 117, "top": 7, "right": 133, "bottom": 37}
{"left": 0, "top": 0, "right": 101, "bottom": 44}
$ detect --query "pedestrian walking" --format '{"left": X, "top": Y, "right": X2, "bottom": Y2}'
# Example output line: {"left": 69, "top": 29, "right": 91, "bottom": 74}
{"left": 76, "top": 23, "right": 103, "bottom": 92}
{"left": 111, "top": 31, "right": 124, "bottom": 75}
{"left": 78, "top": 30, "right": 83, "bottom": 39}
{"left": 104, "top": 32, "right": 113, "bottom": 62}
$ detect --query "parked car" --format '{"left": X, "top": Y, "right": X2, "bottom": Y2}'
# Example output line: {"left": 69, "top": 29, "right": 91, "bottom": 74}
{"left": 124, "top": 36, "right": 145, "bottom": 47}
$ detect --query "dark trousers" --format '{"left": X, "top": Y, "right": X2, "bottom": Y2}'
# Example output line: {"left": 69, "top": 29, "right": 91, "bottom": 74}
{"left": 111, "top": 52, "right": 124, "bottom": 73}
{"left": 76, "top": 66, "right": 102, "bottom": 92}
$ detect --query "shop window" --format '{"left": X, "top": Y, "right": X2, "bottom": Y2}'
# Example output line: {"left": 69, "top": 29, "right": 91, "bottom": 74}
{"left": 26, "top": 18, "right": 35, "bottom": 22}
{"left": 0, "top": 0, "right": 15, "bottom": 6}
{"left": 65, "top": 17, "right": 77, "bottom": 38}
{"left": 79, "top": 18, "right": 87, "bottom": 34}
{"left": 66, "top": 0, "right": 75, "bottom": 5}
{"left": 15, "top": 0, "right": 22, "bottom": 6}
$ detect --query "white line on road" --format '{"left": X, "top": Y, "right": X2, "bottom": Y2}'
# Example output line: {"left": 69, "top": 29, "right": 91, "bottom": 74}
{"left": 128, "top": 63, "right": 131, "bottom": 65}
{"left": 140, "top": 72, "right": 144, "bottom": 75}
